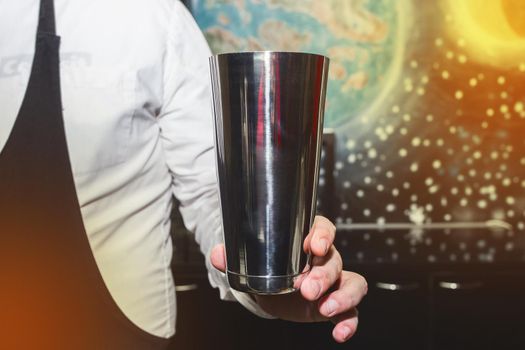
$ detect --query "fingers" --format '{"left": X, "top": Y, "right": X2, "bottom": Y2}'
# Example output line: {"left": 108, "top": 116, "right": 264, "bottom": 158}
{"left": 318, "top": 271, "right": 367, "bottom": 342}
{"left": 303, "top": 216, "right": 336, "bottom": 257}
{"left": 331, "top": 308, "right": 359, "bottom": 343}
{"left": 210, "top": 244, "right": 226, "bottom": 272}
{"left": 318, "top": 271, "right": 368, "bottom": 318}
{"left": 300, "top": 247, "right": 343, "bottom": 301}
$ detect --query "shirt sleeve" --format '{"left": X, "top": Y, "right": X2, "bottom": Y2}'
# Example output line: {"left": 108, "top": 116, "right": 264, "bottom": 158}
{"left": 157, "top": 1, "right": 274, "bottom": 319}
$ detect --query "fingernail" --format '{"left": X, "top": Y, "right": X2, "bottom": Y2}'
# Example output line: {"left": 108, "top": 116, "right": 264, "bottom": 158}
{"left": 320, "top": 238, "right": 329, "bottom": 254}
{"left": 321, "top": 299, "right": 339, "bottom": 317}
{"left": 306, "top": 279, "right": 321, "bottom": 299}
{"left": 341, "top": 326, "right": 352, "bottom": 340}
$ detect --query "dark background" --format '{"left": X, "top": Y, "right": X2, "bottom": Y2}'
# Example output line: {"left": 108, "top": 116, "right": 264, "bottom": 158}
{"left": 171, "top": 1, "right": 525, "bottom": 349}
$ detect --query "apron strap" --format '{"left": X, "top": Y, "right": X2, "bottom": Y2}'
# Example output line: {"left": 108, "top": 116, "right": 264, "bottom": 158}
{"left": 38, "top": 0, "right": 56, "bottom": 35}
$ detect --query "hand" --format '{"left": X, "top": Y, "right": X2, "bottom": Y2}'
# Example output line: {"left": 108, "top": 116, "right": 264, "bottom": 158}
{"left": 210, "top": 215, "right": 368, "bottom": 343}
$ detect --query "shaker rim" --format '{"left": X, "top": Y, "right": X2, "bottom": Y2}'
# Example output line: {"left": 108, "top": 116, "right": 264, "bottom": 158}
{"left": 210, "top": 51, "right": 329, "bottom": 61}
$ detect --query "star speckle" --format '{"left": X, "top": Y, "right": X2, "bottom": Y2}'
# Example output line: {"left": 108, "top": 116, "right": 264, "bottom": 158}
{"left": 330, "top": 5, "right": 523, "bottom": 264}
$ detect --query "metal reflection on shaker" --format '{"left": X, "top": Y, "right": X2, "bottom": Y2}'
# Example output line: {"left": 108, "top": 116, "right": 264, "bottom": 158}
{"left": 210, "top": 51, "right": 329, "bottom": 295}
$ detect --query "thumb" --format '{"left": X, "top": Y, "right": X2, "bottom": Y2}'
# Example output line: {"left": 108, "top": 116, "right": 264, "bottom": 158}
{"left": 210, "top": 244, "right": 227, "bottom": 272}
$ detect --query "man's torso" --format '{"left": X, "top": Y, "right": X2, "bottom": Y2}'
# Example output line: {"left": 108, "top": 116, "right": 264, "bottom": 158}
{"left": 0, "top": 0, "right": 184, "bottom": 337}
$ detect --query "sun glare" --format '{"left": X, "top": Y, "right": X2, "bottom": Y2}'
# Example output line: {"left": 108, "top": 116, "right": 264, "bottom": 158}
{"left": 444, "top": 0, "right": 525, "bottom": 68}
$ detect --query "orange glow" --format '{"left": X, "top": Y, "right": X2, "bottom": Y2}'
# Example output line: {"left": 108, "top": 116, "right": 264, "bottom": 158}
{"left": 444, "top": 0, "right": 525, "bottom": 68}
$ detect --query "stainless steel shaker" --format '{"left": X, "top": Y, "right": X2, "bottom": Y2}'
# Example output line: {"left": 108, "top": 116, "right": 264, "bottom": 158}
{"left": 209, "top": 51, "right": 329, "bottom": 295}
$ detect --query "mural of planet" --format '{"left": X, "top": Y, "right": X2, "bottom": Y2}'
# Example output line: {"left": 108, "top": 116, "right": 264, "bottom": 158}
{"left": 189, "top": 0, "right": 410, "bottom": 128}
{"left": 188, "top": 0, "right": 525, "bottom": 262}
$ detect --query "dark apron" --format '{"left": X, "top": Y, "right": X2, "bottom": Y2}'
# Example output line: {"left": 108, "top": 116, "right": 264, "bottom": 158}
{"left": 0, "top": 1, "right": 171, "bottom": 348}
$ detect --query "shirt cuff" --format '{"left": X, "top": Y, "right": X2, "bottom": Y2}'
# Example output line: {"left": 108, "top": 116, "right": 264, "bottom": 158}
{"left": 206, "top": 270, "right": 276, "bottom": 319}
{"left": 230, "top": 289, "right": 276, "bottom": 320}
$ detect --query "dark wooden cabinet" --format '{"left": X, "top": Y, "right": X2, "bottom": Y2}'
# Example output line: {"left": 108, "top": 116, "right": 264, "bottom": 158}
{"left": 170, "top": 273, "right": 337, "bottom": 350}
{"left": 348, "top": 268, "right": 525, "bottom": 350}
{"left": 350, "top": 271, "right": 429, "bottom": 349}
{"left": 170, "top": 266, "right": 525, "bottom": 350}
{"left": 430, "top": 271, "right": 525, "bottom": 350}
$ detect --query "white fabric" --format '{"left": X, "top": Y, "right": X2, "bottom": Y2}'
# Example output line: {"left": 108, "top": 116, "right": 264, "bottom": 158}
{"left": 0, "top": 0, "right": 272, "bottom": 338}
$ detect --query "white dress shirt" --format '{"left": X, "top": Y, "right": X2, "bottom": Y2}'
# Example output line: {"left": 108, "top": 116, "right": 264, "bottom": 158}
{"left": 0, "top": 0, "right": 270, "bottom": 338}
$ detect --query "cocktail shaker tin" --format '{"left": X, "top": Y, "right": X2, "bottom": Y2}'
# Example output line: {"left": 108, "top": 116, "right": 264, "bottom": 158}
{"left": 210, "top": 51, "right": 329, "bottom": 294}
